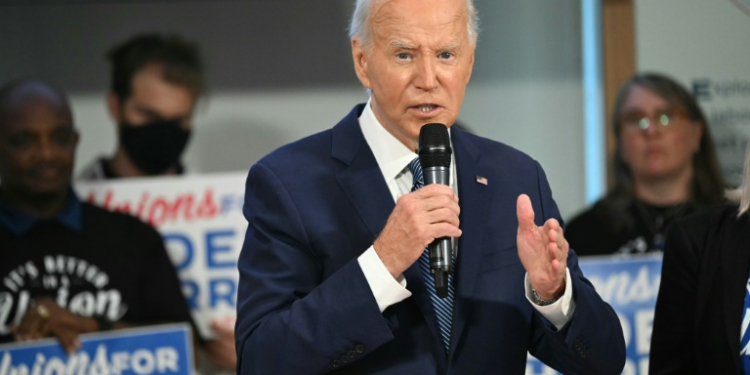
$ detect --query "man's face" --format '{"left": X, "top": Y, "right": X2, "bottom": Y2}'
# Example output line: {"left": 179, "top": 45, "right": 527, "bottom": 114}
{"left": 352, "top": 0, "right": 475, "bottom": 150}
{"left": 111, "top": 63, "right": 196, "bottom": 130}
{"left": 0, "top": 95, "right": 78, "bottom": 197}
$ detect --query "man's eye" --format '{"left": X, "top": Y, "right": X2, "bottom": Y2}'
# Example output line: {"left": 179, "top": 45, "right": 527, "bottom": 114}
{"left": 52, "top": 129, "right": 74, "bottom": 147}
{"left": 439, "top": 52, "right": 454, "bottom": 59}
{"left": 9, "top": 134, "right": 33, "bottom": 149}
{"left": 396, "top": 53, "right": 410, "bottom": 60}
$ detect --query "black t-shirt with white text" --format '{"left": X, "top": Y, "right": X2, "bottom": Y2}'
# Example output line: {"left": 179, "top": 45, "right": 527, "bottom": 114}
{"left": 0, "top": 202, "right": 192, "bottom": 343}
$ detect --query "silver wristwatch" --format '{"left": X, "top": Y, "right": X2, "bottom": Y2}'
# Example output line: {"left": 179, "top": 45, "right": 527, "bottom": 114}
{"left": 531, "top": 288, "right": 561, "bottom": 306}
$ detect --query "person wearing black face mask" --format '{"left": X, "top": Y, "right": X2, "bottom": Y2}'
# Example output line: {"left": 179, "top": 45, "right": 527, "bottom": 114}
{"left": 76, "top": 34, "right": 237, "bottom": 372}
{"left": 118, "top": 118, "right": 192, "bottom": 175}
{"left": 78, "top": 33, "right": 203, "bottom": 180}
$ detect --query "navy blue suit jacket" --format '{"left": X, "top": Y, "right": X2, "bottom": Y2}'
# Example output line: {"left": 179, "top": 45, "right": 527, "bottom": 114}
{"left": 236, "top": 104, "right": 625, "bottom": 374}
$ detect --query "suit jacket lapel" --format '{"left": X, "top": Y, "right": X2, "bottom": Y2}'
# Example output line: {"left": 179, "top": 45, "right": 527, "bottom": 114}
{"left": 333, "top": 105, "right": 394, "bottom": 241}
{"left": 447, "top": 128, "right": 495, "bottom": 359}
{"left": 332, "top": 105, "right": 443, "bottom": 349}
{"left": 721, "top": 214, "right": 750, "bottom": 373}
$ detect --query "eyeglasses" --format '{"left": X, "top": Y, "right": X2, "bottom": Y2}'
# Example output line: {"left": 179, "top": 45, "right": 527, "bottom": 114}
{"left": 619, "top": 110, "right": 684, "bottom": 133}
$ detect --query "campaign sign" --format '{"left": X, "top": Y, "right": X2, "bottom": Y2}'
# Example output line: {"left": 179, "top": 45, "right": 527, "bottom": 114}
{"left": 525, "top": 255, "right": 662, "bottom": 375}
{"left": 0, "top": 324, "right": 192, "bottom": 375}
{"left": 75, "top": 173, "right": 247, "bottom": 339}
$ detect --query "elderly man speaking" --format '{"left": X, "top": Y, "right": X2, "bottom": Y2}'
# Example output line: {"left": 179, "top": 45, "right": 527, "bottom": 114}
{"left": 235, "top": 0, "right": 625, "bottom": 373}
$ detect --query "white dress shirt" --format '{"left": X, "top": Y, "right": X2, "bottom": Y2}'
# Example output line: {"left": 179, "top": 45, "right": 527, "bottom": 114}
{"left": 355, "top": 100, "right": 575, "bottom": 329}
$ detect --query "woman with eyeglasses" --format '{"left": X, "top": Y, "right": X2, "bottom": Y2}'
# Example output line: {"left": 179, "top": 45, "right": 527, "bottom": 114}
{"left": 565, "top": 73, "right": 726, "bottom": 256}
{"left": 650, "top": 146, "right": 750, "bottom": 374}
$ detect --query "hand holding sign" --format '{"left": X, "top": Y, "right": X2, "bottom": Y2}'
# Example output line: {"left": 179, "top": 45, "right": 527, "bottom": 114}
{"left": 203, "top": 316, "right": 237, "bottom": 369}
{"left": 13, "top": 297, "right": 97, "bottom": 354}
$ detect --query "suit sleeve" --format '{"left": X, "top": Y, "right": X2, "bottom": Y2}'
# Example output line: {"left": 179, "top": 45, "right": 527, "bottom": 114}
{"left": 235, "top": 163, "right": 395, "bottom": 375}
{"left": 649, "top": 222, "right": 700, "bottom": 374}
{"left": 527, "top": 160, "right": 626, "bottom": 375}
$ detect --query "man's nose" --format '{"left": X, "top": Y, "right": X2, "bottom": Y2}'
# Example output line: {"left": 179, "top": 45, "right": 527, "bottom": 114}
{"left": 35, "top": 137, "right": 60, "bottom": 161}
{"left": 414, "top": 57, "right": 438, "bottom": 91}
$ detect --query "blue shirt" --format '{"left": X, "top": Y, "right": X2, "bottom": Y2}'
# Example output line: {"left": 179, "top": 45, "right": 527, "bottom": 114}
{"left": 0, "top": 189, "right": 82, "bottom": 236}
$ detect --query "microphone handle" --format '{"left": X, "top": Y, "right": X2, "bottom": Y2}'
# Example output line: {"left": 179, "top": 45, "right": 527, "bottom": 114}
{"left": 423, "top": 166, "right": 452, "bottom": 299}
{"left": 429, "top": 238, "right": 452, "bottom": 298}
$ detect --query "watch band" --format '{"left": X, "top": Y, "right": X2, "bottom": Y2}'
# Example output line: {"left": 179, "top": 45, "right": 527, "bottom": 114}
{"left": 531, "top": 288, "right": 561, "bottom": 306}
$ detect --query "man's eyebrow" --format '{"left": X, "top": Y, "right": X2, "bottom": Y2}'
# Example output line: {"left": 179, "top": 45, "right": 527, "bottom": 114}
{"left": 389, "top": 40, "right": 414, "bottom": 49}
{"left": 389, "top": 40, "right": 462, "bottom": 51}
{"left": 441, "top": 41, "right": 461, "bottom": 51}
{"left": 133, "top": 103, "right": 163, "bottom": 119}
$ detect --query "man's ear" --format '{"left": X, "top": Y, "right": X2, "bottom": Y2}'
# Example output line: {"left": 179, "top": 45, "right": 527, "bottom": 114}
{"left": 106, "top": 92, "right": 122, "bottom": 124}
{"left": 351, "top": 38, "right": 371, "bottom": 89}
{"left": 72, "top": 129, "right": 80, "bottom": 148}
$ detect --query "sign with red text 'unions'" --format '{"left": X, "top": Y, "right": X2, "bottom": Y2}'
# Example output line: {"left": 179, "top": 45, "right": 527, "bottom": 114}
{"left": 75, "top": 173, "right": 248, "bottom": 339}
{"left": 0, "top": 324, "right": 192, "bottom": 375}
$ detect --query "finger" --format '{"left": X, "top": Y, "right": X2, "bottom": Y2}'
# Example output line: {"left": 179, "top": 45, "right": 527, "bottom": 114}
{"left": 423, "top": 207, "right": 461, "bottom": 227}
{"left": 14, "top": 312, "right": 32, "bottom": 340}
{"left": 544, "top": 219, "right": 568, "bottom": 258}
{"left": 28, "top": 319, "right": 44, "bottom": 340}
{"left": 53, "top": 327, "right": 81, "bottom": 355}
{"left": 428, "top": 222, "right": 463, "bottom": 239}
{"left": 555, "top": 228, "right": 568, "bottom": 253}
{"left": 39, "top": 319, "right": 52, "bottom": 338}
{"left": 544, "top": 218, "right": 560, "bottom": 229}
{"left": 413, "top": 184, "right": 458, "bottom": 200}
{"left": 516, "top": 194, "right": 536, "bottom": 231}
{"left": 547, "top": 226, "right": 557, "bottom": 243}
{"left": 414, "top": 184, "right": 458, "bottom": 202}
{"left": 418, "top": 195, "right": 461, "bottom": 216}
{"left": 548, "top": 257, "right": 563, "bottom": 275}
{"left": 16, "top": 310, "right": 44, "bottom": 341}
{"left": 544, "top": 218, "right": 560, "bottom": 236}
{"left": 210, "top": 320, "right": 233, "bottom": 338}
{"left": 547, "top": 241, "right": 561, "bottom": 263}
{"left": 544, "top": 219, "right": 562, "bottom": 248}
{"left": 558, "top": 232, "right": 569, "bottom": 260}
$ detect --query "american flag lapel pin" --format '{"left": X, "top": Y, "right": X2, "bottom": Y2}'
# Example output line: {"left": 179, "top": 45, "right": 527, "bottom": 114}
{"left": 475, "top": 175, "right": 488, "bottom": 185}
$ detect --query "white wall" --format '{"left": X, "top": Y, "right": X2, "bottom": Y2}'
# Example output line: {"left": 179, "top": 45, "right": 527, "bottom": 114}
{"left": 0, "top": 0, "right": 586, "bottom": 220}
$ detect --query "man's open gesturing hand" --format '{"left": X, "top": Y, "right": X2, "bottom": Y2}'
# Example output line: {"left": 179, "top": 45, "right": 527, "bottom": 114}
{"left": 516, "top": 194, "right": 568, "bottom": 300}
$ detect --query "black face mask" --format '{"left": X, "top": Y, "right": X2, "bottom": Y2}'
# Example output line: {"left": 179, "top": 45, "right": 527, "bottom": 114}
{"left": 119, "top": 119, "right": 191, "bottom": 175}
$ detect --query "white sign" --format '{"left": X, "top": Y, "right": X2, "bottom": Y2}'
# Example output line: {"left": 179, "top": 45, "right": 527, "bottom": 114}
{"left": 76, "top": 173, "right": 247, "bottom": 339}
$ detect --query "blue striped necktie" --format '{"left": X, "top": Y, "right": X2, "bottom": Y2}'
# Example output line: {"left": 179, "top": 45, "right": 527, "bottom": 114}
{"left": 408, "top": 157, "right": 456, "bottom": 355}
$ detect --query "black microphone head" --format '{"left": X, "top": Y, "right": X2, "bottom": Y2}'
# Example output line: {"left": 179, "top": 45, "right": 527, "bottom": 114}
{"left": 418, "top": 123, "right": 451, "bottom": 168}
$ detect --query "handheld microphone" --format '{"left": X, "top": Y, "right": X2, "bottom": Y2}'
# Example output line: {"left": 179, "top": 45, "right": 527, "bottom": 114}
{"left": 418, "top": 123, "right": 453, "bottom": 298}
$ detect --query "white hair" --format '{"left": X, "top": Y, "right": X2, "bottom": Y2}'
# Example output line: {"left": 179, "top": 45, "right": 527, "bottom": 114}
{"left": 349, "top": 0, "right": 479, "bottom": 49}
{"left": 726, "top": 144, "right": 750, "bottom": 216}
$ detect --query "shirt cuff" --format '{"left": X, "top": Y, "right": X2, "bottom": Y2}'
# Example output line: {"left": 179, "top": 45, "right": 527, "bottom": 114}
{"left": 524, "top": 268, "right": 576, "bottom": 330}
{"left": 358, "top": 246, "right": 412, "bottom": 312}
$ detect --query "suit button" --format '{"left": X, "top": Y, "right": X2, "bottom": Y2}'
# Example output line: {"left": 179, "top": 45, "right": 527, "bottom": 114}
{"left": 340, "top": 355, "right": 349, "bottom": 364}
{"left": 355, "top": 344, "right": 365, "bottom": 354}
{"left": 332, "top": 359, "right": 341, "bottom": 368}
{"left": 572, "top": 336, "right": 589, "bottom": 358}
{"left": 347, "top": 350, "right": 357, "bottom": 358}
